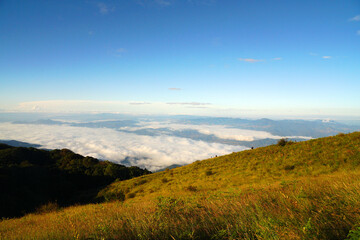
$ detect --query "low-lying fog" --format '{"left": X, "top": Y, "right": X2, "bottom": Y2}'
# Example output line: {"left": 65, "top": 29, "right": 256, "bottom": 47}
{"left": 0, "top": 113, "right": 357, "bottom": 171}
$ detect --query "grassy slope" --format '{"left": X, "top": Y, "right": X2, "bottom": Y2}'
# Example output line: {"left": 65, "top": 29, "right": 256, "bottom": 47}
{"left": 1, "top": 132, "right": 360, "bottom": 240}
{"left": 98, "top": 132, "right": 360, "bottom": 201}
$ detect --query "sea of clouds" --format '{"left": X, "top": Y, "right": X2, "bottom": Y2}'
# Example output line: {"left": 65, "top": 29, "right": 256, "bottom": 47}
{"left": 0, "top": 122, "right": 247, "bottom": 171}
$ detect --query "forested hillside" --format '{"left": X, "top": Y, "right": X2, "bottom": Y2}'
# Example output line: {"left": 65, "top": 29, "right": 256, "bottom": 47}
{"left": 0, "top": 144, "right": 150, "bottom": 218}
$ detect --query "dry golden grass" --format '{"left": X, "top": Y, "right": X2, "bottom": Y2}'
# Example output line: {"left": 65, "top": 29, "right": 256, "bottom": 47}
{"left": 98, "top": 132, "right": 360, "bottom": 203}
{"left": 1, "top": 132, "right": 360, "bottom": 239}
{"left": 1, "top": 173, "right": 360, "bottom": 239}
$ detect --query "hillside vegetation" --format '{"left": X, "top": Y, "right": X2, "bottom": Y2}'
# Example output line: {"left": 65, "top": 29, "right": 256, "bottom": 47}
{"left": 0, "top": 144, "right": 150, "bottom": 218}
{"left": 98, "top": 132, "right": 360, "bottom": 201}
{"left": 1, "top": 132, "right": 360, "bottom": 240}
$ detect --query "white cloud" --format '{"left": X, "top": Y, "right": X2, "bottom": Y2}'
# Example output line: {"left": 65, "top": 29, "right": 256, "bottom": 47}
{"left": 11, "top": 100, "right": 360, "bottom": 118}
{"left": 135, "top": 0, "right": 173, "bottom": 7}
{"left": 0, "top": 122, "right": 244, "bottom": 171}
{"left": 188, "top": 0, "right": 216, "bottom": 6}
{"left": 238, "top": 58, "right": 264, "bottom": 63}
{"left": 310, "top": 53, "right": 331, "bottom": 59}
{"left": 16, "top": 100, "right": 128, "bottom": 113}
{"left": 97, "top": 2, "right": 114, "bottom": 15}
{"left": 166, "top": 102, "right": 211, "bottom": 106}
{"left": 129, "top": 102, "right": 151, "bottom": 105}
{"left": 155, "top": 0, "right": 172, "bottom": 5}
{"left": 186, "top": 106, "right": 209, "bottom": 109}
{"left": 14, "top": 100, "right": 216, "bottom": 115}
{"left": 32, "top": 105, "right": 41, "bottom": 111}
{"left": 98, "top": 3, "right": 109, "bottom": 14}
{"left": 168, "top": 88, "right": 182, "bottom": 91}
{"left": 116, "top": 48, "right": 126, "bottom": 53}
{"left": 357, "top": 30, "right": 360, "bottom": 35}
{"left": 273, "top": 57, "right": 282, "bottom": 61}
{"left": 349, "top": 15, "right": 360, "bottom": 21}
{"left": 114, "top": 48, "right": 127, "bottom": 57}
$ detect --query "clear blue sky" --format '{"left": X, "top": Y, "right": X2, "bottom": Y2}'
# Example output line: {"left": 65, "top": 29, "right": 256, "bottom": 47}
{"left": 0, "top": 0, "right": 359, "bottom": 117}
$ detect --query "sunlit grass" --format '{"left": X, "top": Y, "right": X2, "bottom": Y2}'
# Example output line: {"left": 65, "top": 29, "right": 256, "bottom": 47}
{"left": 1, "top": 173, "right": 360, "bottom": 239}
{"left": 98, "top": 132, "right": 360, "bottom": 202}
{"left": 1, "top": 132, "right": 360, "bottom": 239}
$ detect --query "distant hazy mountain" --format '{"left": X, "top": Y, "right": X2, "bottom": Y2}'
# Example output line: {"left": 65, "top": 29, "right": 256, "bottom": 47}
{"left": 0, "top": 140, "right": 41, "bottom": 148}
{"left": 176, "top": 117, "right": 358, "bottom": 138}
{"left": 155, "top": 164, "right": 184, "bottom": 172}
{"left": 11, "top": 116, "right": 359, "bottom": 151}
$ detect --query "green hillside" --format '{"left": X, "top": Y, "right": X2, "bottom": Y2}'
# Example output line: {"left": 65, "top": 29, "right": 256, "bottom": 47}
{"left": 1, "top": 132, "right": 360, "bottom": 240}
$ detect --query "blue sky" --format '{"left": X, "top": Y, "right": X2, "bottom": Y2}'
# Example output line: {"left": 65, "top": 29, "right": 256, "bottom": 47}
{"left": 0, "top": 0, "right": 359, "bottom": 118}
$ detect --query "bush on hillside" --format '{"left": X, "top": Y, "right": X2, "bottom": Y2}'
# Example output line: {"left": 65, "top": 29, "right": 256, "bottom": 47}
{"left": 127, "top": 193, "right": 136, "bottom": 199}
{"left": 35, "top": 202, "right": 59, "bottom": 214}
{"left": 205, "top": 169, "right": 213, "bottom": 176}
{"left": 284, "top": 164, "right": 295, "bottom": 171}
{"left": 277, "top": 138, "right": 295, "bottom": 146}
{"left": 103, "top": 190, "right": 125, "bottom": 202}
{"left": 277, "top": 138, "right": 288, "bottom": 146}
{"left": 185, "top": 185, "right": 198, "bottom": 192}
{"left": 346, "top": 226, "right": 360, "bottom": 240}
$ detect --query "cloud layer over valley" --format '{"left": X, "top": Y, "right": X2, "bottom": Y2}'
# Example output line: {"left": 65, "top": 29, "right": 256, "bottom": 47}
{"left": 1, "top": 112, "right": 356, "bottom": 171}
{"left": 0, "top": 122, "right": 245, "bottom": 171}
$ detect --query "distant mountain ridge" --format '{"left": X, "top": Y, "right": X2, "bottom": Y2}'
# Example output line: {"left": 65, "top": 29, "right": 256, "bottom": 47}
{"left": 177, "top": 117, "right": 358, "bottom": 138}
{"left": 0, "top": 140, "right": 41, "bottom": 148}
{"left": 11, "top": 116, "right": 359, "bottom": 151}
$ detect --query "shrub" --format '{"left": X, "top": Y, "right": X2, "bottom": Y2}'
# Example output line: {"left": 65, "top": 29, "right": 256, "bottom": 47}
{"left": 205, "top": 169, "right": 213, "bottom": 176}
{"left": 277, "top": 138, "right": 295, "bottom": 146}
{"left": 103, "top": 190, "right": 125, "bottom": 202}
{"left": 36, "top": 202, "right": 59, "bottom": 214}
{"left": 346, "top": 226, "right": 360, "bottom": 240}
{"left": 127, "top": 193, "right": 136, "bottom": 199}
{"left": 277, "top": 138, "right": 288, "bottom": 146}
{"left": 284, "top": 164, "right": 295, "bottom": 171}
{"left": 162, "top": 178, "right": 169, "bottom": 183}
{"left": 135, "top": 179, "right": 147, "bottom": 186}
{"left": 185, "top": 185, "right": 198, "bottom": 192}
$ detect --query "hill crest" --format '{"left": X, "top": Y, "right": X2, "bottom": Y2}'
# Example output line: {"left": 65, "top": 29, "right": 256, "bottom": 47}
{"left": 98, "top": 131, "right": 360, "bottom": 201}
